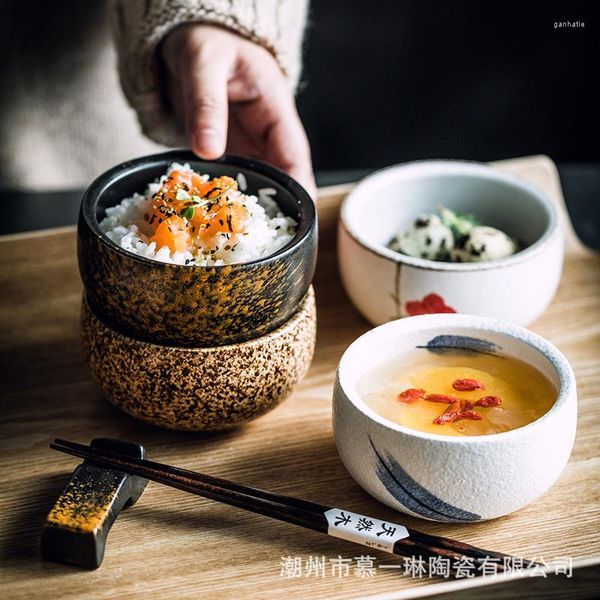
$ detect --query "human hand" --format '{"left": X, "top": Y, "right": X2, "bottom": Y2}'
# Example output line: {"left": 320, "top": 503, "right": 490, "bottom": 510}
{"left": 161, "top": 24, "right": 316, "bottom": 198}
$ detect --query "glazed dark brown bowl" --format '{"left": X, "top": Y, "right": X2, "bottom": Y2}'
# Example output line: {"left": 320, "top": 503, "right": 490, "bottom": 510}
{"left": 78, "top": 150, "right": 317, "bottom": 346}
{"left": 81, "top": 287, "right": 316, "bottom": 431}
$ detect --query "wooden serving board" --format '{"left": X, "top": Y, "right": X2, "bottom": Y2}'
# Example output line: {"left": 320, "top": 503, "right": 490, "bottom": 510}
{"left": 0, "top": 156, "right": 598, "bottom": 599}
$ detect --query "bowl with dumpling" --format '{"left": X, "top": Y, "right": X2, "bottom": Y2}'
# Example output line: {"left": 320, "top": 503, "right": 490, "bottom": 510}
{"left": 337, "top": 160, "right": 563, "bottom": 326}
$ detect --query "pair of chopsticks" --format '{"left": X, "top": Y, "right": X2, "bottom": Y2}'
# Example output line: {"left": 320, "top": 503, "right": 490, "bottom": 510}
{"left": 51, "top": 438, "right": 519, "bottom": 576}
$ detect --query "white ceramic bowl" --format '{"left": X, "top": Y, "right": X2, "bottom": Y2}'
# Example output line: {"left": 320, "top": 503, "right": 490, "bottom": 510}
{"left": 333, "top": 314, "right": 576, "bottom": 522}
{"left": 338, "top": 160, "right": 564, "bottom": 326}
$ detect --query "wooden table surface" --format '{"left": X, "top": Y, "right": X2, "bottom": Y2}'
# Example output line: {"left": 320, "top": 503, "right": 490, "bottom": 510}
{"left": 1, "top": 156, "right": 599, "bottom": 599}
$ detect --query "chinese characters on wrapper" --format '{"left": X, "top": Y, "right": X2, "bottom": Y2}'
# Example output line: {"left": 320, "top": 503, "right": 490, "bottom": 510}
{"left": 323, "top": 508, "right": 409, "bottom": 552}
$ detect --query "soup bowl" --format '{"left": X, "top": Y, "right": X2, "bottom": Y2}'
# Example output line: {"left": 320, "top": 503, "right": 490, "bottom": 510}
{"left": 333, "top": 313, "right": 576, "bottom": 522}
{"left": 78, "top": 150, "right": 317, "bottom": 347}
{"left": 338, "top": 160, "right": 563, "bottom": 326}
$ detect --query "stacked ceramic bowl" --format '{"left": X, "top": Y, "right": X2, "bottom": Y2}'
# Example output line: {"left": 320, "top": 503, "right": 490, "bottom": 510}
{"left": 78, "top": 151, "right": 317, "bottom": 431}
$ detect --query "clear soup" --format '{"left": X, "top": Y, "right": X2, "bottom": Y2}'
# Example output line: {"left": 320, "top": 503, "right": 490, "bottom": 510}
{"left": 357, "top": 350, "right": 556, "bottom": 437}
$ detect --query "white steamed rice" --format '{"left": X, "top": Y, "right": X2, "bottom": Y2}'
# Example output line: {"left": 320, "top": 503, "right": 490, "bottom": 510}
{"left": 99, "top": 163, "right": 297, "bottom": 266}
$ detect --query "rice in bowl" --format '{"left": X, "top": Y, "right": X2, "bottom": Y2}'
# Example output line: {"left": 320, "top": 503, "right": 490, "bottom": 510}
{"left": 99, "top": 162, "right": 297, "bottom": 266}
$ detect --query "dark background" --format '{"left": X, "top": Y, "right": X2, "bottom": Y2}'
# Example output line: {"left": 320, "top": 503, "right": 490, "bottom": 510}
{"left": 2, "top": 0, "right": 599, "bottom": 247}
{"left": 294, "top": 0, "right": 600, "bottom": 248}
{"left": 298, "top": 0, "right": 598, "bottom": 168}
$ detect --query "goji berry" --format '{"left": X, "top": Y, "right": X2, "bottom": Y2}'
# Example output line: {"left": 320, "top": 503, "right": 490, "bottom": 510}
{"left": 475, "top": 395, "right": 502, "bottom": 407}
{"left": 432, "top": 399, "right": 482, "bottom": 425}
{"left": 460, "top": 410, "right": 483, "bottom": 421}
{"left": 452, "top": 378, "right": 485, "bottom": 391}
{"left": 426, "top": 393, "right": 460, "bottom": 404}
{"left": 396, "top": 388, "right": 426, "bottom": 403}
{"left": 433, "top": 401, "right": 462, "bottom": 424}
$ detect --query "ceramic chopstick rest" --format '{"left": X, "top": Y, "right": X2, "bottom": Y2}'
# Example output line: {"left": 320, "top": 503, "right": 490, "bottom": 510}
{"left": 41, "top": 438, "right": 148, "bottom": 568}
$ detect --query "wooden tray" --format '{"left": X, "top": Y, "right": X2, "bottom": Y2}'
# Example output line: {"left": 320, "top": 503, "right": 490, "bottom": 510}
{"left": 1, "top": 155, "right": 598, "bottom": 599}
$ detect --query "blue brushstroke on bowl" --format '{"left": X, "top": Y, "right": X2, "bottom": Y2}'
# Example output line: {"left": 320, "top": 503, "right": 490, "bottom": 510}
{"left": 417, "top": 334, "right": 501, "bottom": 356}
{"left": 369, "top": 436, "right": 481, "bottom": 522}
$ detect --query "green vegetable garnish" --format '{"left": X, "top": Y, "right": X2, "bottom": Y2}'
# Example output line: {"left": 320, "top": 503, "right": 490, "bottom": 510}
{"left": 439, "top": 206, "right": 479, "bottom": 238}
{"left": 179, "top": 206, "right": 195, "bottom": 220}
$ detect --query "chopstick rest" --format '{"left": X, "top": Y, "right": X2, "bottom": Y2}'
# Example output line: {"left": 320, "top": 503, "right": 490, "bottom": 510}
{"left": 41, "top": 438, "right": 148, "bottom": 569}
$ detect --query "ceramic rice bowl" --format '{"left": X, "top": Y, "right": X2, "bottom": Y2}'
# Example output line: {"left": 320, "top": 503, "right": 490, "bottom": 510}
{"left": 333, "top": 313, "right": 576, "bottom": 522}
{"left": 82, "top": 287, "right": 316, "bottom": 431}
{"left": 78, "top": 151, "right": 317, "bottom": 347}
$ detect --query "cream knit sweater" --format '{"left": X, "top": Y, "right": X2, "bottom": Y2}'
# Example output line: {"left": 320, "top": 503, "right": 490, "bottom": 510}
{"left": 0, "top": 0, "right": 308, "bottom": 191}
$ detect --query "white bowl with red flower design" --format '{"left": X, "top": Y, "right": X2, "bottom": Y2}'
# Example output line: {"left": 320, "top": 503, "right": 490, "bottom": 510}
{"left": 337, "top": 160, "right": 563, "bottom": 326}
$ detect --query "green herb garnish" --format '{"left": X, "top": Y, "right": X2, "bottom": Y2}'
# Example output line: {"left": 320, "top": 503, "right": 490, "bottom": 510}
{"left": 439, "top": 205, "right": 479, "bottom": 239}
{"left": 180, "top": 206, "right": 195, "bottom": 220}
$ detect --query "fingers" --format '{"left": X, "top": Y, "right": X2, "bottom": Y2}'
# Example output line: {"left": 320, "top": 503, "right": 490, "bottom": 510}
{"left": 233, "top": 81, "right": 316, "bottom": 198}
{"left": 254, "top": 85, "right": 316, "bottom": 198}
{"left": 267, "top": 110, "right": 317, "bottom": 199}
{"left": 161, "top": 25, "right": 316, "bottom": 197}
{"left": 229, "top": 106, "right": 316, "bottom": 198}
{"left": 182, "top": 49, "right": 231, "bottom": 159}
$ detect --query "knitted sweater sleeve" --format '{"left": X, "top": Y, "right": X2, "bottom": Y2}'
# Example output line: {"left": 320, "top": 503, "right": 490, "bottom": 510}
{"left": 112, "top": 0, "right": 309, "bottom": 146}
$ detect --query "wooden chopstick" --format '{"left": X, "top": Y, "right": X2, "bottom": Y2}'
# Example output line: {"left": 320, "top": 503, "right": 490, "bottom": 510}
{"left": 51, "top": 438, "right": 522, "bottom": 575}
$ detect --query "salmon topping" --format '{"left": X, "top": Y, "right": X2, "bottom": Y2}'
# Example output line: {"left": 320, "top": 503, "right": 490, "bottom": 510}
{"left": 146, "top": 172, "right": 248, "bottom": 252}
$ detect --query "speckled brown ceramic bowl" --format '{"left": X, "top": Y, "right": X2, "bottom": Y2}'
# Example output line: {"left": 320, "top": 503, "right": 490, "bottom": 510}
{"left": 81, "top": 287, "right": 316, "bottom": 431}
{"left": 78, "top": 151, "right": 317, "bottom": 347}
